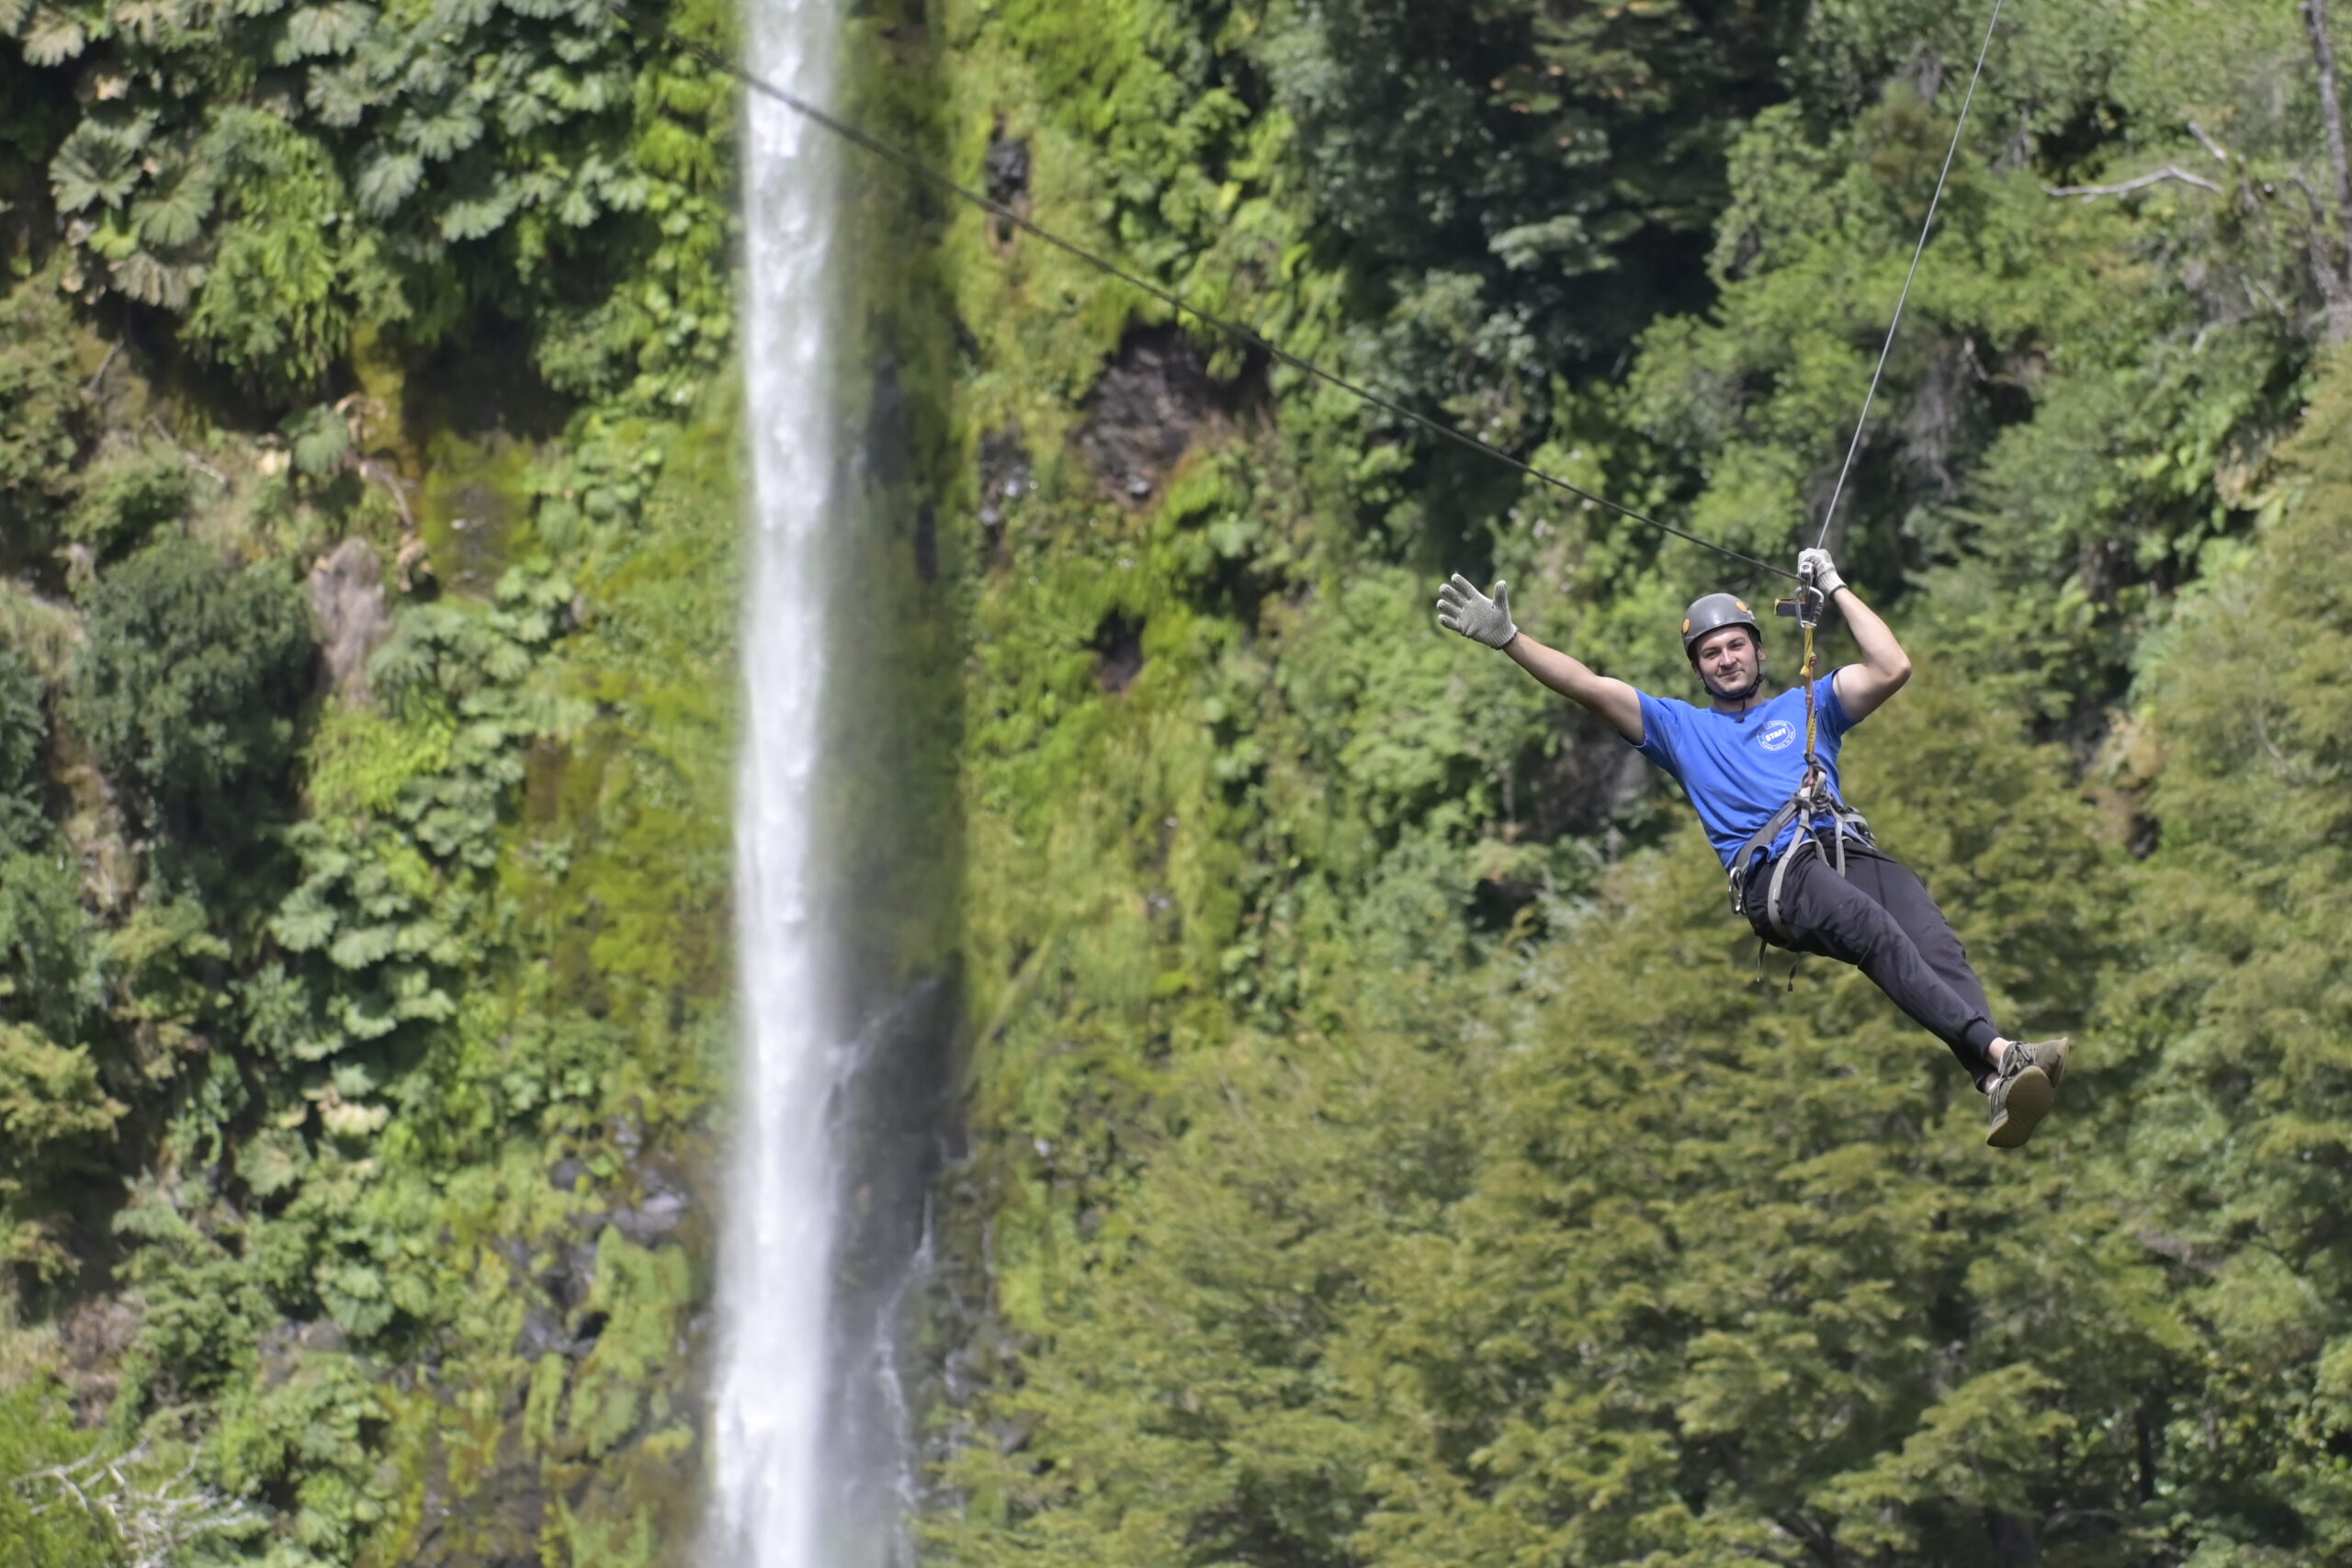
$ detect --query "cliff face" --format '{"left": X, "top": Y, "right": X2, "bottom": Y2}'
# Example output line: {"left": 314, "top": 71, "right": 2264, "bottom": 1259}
{"left": 922, "top": 1, "right": 2352, "bottom": 1563}
{"left": 4, "top": 0, "right": 2352, "bottom": 1562}
{"left": 0, "top": 3, "right": 750, "bottom": 1560}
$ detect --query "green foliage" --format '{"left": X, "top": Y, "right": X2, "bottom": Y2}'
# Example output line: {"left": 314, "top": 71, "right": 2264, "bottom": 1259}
{"left": 65, "top": 536, "right": 315, "bottom": 842}
{"left": 0, "top": 1014, "right": 119, "bottom": 1275}
{"left": 61, "top": 442, "right": 196, "bottom": 559}
{"left": 2094, "top": 345, "right": 2352, "bottom": 1551}
{"left": 0, "top": 842, "right": 114, "bottom": 1279}
{"left": 7, "top": 0, "right": 2352, "bottom": 1560}
{"left": 0, "top": 647, "right": 44, "bottom": 851}
{"left": 180, "top": 111, "right": 405, "bottom": 394}
{"left": 0, "top": 1375, "right": 125, "bottom": 1568}
{"left": 937, "top": 671, "right": 2154, "bottom": 1568}
{"left": 15, "top": 0, "right": 737, "bottom": 410}
{"left": 0, "top": 271, "right": 79, "bottom": 548}
{"left": 922, "top": 2, "right": 2352, "bottom": 1566}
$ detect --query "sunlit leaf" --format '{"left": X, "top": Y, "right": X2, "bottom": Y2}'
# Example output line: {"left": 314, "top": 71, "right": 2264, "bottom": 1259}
{"left": 305, "top": 59, "right": 376, "bottom": 127}
{"left": 20, "top": 5, "right": 86, "bottom": 63}
{"left": 277, "top": 0, "right": 370, "bottom": 61}
{"left": 354, "top": 149, "right": 423, "bottom": 216}
{"left": 131, "top": 165, "right": 216, "bottom": 247}
{"left": 51, "top": 120, "right": 143, "bottom": 211}
{"left": 438, "top": 183, "right": 516, "bottom": 242}
{"left": 284, "top": 402, "right": 352, "bottom": 477}
{"left": 109, "top": 249, "right": 204, "bottom": 309}
{"left": 400, "top": 100, "right": 482, "bottom": 161}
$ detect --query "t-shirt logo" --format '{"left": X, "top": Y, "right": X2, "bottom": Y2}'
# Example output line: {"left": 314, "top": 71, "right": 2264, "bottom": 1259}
{"left": 1759, "top": 718, "right": 1798, "bottom": 752}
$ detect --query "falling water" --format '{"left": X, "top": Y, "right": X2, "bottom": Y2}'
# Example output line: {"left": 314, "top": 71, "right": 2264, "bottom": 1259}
{"left": 706, "top": 0, "right": 865, "bottom": 1558}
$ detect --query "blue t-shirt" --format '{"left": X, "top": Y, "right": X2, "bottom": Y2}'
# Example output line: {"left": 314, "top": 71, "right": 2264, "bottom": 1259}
{"left": 1630, "top": 673, "right": 1860, "bottom": 869}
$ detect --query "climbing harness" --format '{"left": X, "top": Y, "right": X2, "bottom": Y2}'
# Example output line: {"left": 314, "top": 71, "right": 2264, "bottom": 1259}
{"left": 604, "top": 0, "right": 1799, "bottom": 581}
{"left": 1725, "top": 563, "right": 1876, "bottom": 940}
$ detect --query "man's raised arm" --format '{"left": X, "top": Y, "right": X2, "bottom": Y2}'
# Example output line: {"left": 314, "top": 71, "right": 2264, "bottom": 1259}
{"left": 1802, "top": 547, "right": 1912, "bottom": 723}
{"left": 1435, "top": 575, "right": 1644, "bottom": 744}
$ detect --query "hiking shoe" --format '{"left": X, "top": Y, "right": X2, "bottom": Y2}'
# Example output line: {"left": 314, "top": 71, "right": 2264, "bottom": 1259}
{"left": 1986, "top": 1037, "right": 2071, "bottom": 1149}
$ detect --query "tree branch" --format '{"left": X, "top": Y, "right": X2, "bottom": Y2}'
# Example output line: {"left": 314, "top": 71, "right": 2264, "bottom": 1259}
{"left": 2046, "top": 165, "right": 2222, "bottom": 199}
{"left": 2186, "top": 119, "right": 2232, "bottom": 165}
{"left": 146, "top": 416, "right": 229, "bottom": 490}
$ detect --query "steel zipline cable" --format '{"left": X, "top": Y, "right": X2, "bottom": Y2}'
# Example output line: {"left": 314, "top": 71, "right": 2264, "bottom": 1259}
{"left": 605, "top": 0, "right": 1802, "bottom": 582}
{"left": 1813, "top": 0, "right": 2008, "bottom": 553}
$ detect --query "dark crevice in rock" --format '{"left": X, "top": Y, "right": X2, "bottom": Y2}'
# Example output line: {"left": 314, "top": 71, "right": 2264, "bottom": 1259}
{"left": 914, "top": 502, "right": 939, "bottom": 583}
{"left": 1072, "top": 326, "right": 1257, "bottom": 502}
{"left": 984, "top": 121, "right": 1030, "bottom": 245}
{"left": 865, "top": 348, "right": 917, "bottom": 488}
{"left": 1091, "top": 611, "right": 1145, "bottom": 694}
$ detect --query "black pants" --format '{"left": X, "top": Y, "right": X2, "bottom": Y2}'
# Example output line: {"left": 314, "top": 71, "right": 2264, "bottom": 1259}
{"left": 1743, "top": 839, "right": 2000, "bottom": 1081}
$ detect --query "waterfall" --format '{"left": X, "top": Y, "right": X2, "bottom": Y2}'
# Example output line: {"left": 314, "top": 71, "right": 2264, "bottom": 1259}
{"left": 706, "top": 0, "right": 878, "bottom": 1559}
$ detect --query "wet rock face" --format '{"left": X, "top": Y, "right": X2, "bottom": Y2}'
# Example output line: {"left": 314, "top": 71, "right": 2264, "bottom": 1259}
{"left": 58, "top": 1296, "right": 140, "bottom": 1425}
{"left": 913, "top": 503, "right": 940, "bottom": 583}
{"left": 983, "top": 130, "right": 1030, "bottom": 209}
{"left": 310, "top": 537, "right": 394, "bottom": 704}
{"left": 1073, "top": 327, "right": 1223, "bottom": 502}
{"left": 983, "top": 125, "right": 1030, "bottom": 245}
{"left": 258, "top": 1319, "right": 350, "bottom": 1390}
{"left": 409, "top": 1426, "right": 548, "bottom": 1568}
{"left": 977, "top": 426, "right": 1031, "bottom": 564}
{"left": 865, "top": 350, "right": 917, "bottom": 489}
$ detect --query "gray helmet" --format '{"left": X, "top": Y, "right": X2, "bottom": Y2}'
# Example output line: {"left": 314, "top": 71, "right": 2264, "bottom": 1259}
{"left": 1681, "top": 592, "right": 1762, "bottom": 658}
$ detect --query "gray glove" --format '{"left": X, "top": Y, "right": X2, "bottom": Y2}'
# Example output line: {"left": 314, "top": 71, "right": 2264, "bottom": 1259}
{"left": 1436, "top": 573, "right": 1518, "bottom": 649}
{"left": 1798, "top": 547, "right": 1847, "bottom": 599}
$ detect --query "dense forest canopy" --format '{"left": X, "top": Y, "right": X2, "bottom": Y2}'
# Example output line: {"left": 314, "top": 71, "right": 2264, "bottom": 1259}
{"left": 2, "top": 0, "right": 2351, "bottom": 1563}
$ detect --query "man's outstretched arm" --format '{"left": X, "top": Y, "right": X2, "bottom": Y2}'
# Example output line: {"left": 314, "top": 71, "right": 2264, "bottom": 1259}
{"left": 1802, "top": 548, "right": 1912, "bottom": 722}
{"left": 1435, "top": 574, "right": 1644, "bottom": 743}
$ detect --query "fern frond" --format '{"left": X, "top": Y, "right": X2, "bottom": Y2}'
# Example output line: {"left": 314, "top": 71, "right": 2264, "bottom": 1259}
{"left": 51, "top": 120, "right": 144, "bottom": 211}
{"left": 354, "top": 150, "right": 422, "bottom": 216}
{"left": 20, "top": 5, "right": 88, "bottom": 63}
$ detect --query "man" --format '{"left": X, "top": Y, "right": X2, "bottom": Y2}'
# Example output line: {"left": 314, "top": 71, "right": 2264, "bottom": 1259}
{"left": 1435, "top": 547, "right": 2070, "bottom": 1148}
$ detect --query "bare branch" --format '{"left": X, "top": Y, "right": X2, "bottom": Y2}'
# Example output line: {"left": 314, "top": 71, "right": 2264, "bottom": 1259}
{"left": 13, "top": 1444, "right": 262, "bottom": 1568}
{"left": 81, "top": 340, "right": 120, "bottom": 400}
{"left": 146, "top": 416, "right": 230, "bottom": 490}
{"left": 2186, "top": 119, "right": 2233, "bottom": 165}
{"left": 350, "top": 454, "right": 417, "bottom": 530}
{"left": 2046, "top": 165, "right": 2222, "bottom": 199}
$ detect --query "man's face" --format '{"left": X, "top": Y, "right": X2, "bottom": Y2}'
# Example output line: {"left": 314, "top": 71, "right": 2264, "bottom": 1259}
{"left": 1692, "top": 626, "right": 1762, "bottom": 701}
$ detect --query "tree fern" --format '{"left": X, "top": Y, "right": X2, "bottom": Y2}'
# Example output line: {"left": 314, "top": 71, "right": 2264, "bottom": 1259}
{"left": 400, "top": 98, "right": 485, "bottom": 160}
{"left": 284, "top": 401, "right": 352, "bottom": 476}
{"left": 50, "top": 118, "right": 148, "bottom": 211}
{"left": 131, "top": 162, "right": 219, "bottom": 246}
{"left": 353, "top": 148, "right": 422, "bottom": 216}
{"left": 276, "top": 0, "right": 373, "bottom": 62}
{"left": 109, "top": 249, "right": 204, "bottom": 309}
{"left": 17, "top": 4, "right": 88, "bottom": 63}
{"left": 304, "top": 58, "right": 379, "bottom": 126}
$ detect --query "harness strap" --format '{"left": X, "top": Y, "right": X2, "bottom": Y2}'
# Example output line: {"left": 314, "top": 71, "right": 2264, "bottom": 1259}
{"left": 1728, "top": 795, "right": 1805, "bottom": 917}
{"left": 1727, "top": 792, "right": 1878, "bottom": 934}
{"left": 1765, "top": 834, "right": 1814, "bottom": 941}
